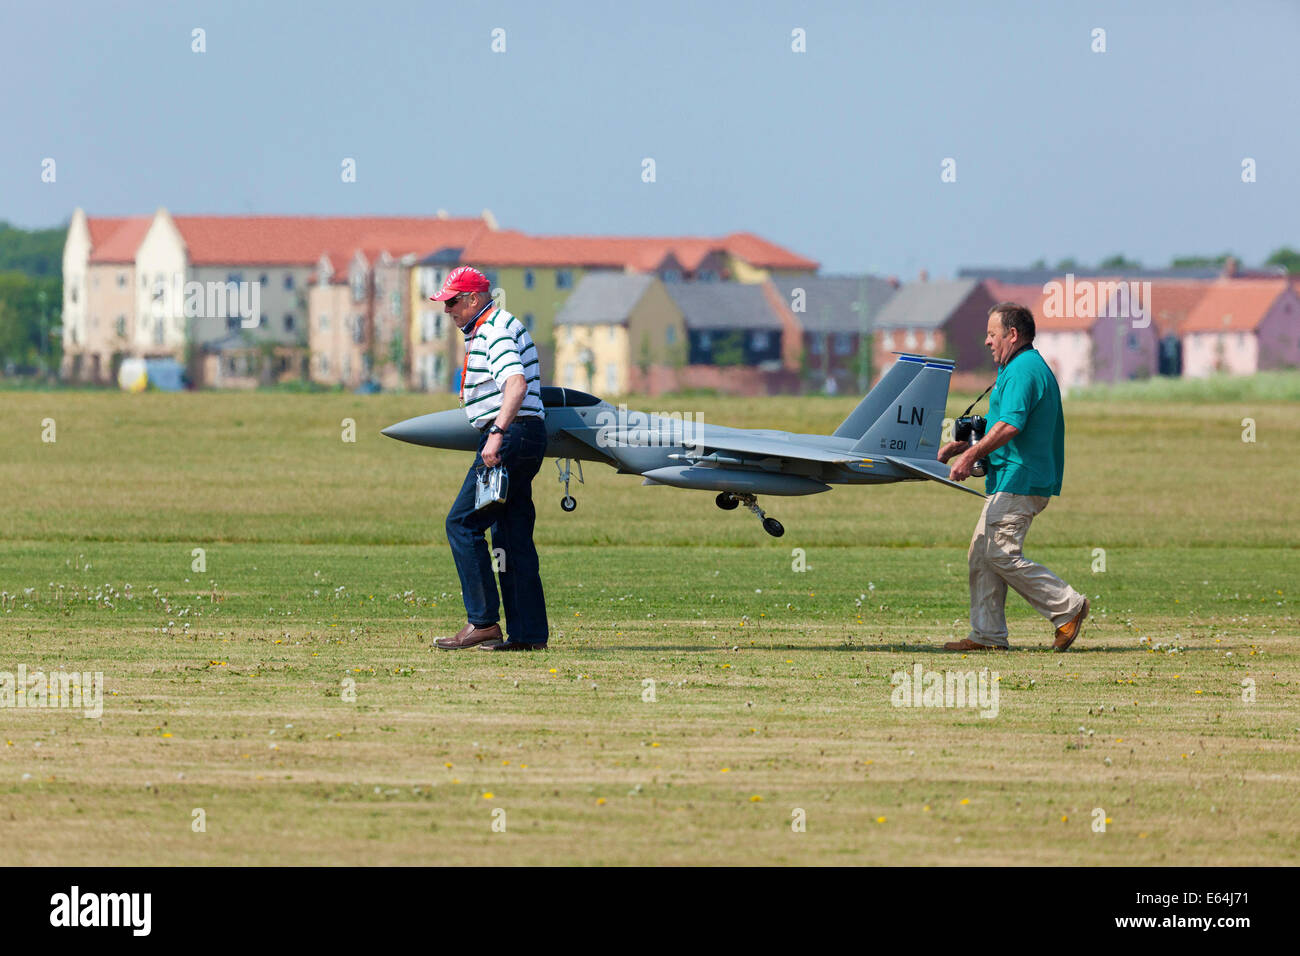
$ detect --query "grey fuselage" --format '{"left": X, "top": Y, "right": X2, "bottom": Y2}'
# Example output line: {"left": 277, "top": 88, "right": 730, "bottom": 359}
{"left": 381, "top": 389, "right": 928, "bottom": 497}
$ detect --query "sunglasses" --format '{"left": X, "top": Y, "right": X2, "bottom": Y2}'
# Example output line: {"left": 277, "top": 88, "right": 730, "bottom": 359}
{"left": 445, "top": 293, "right": 469, "bottom": 306}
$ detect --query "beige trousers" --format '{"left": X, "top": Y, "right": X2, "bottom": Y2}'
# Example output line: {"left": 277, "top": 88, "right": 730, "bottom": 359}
{"left": 967, "top": 491, "right": 1085, "bottom": 648}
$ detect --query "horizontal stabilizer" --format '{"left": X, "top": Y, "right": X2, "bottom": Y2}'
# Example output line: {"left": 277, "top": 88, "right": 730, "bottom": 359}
{"left": 884, "top": 455, "right": 986, "bottom": 498}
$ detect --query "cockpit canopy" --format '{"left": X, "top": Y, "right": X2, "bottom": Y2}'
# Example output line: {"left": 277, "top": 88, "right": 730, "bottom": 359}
{"left": 540, "top": 386, "right": 602, "bottom": 408}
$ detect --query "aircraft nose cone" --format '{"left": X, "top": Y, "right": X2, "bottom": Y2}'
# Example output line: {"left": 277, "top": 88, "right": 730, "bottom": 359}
{"left": 381, "top": 409, "right": 482, "bottom": 451}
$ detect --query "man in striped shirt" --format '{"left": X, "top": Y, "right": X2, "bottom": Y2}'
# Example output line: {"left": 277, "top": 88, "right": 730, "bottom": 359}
{"left": 432, "top": 267, "right": 550, "bottom": 651}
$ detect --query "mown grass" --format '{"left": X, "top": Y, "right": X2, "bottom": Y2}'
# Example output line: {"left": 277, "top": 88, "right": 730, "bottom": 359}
{"left": 0, "top": 390, "right": 1296, "bottom": 865}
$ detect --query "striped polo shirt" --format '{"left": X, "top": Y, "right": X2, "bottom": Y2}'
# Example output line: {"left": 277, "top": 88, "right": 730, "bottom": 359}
{"left": 461, "top": 307, "right": 545, "bottom": 428}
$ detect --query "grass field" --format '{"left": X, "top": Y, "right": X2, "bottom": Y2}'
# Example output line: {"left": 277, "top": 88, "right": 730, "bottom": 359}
{"left": 1, "top": 387, "right": 1296, "bottom": 865}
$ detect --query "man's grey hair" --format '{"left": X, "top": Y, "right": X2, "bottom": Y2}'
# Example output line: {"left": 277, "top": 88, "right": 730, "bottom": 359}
{"left": 989, "top": 302, "right": 1035, "bottom": 344}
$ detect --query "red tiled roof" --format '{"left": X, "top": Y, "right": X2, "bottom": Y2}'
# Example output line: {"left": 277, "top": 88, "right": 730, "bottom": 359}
{"left": 171, "top": 215, "right": 488, "bottom": 266}
{"left": 88, "top": 217, "right": 152, "bottom": 263}
{"left": 1144, "top": 281, "right": 1212, "bottom": 336}
{"left": 719, "top": 232, "right": 818, "bottom": 271}
{"left": 1182, "top": 279, "right": 1291, "bottom": 333}
{"left": 87, "top": 217, "right": 130, "bottom": 246}
{"left": 459, "top": 230, "right": 817, "bottom": 272}
{"left": 984, "top": 281, "right": 1047, "bottom": 311}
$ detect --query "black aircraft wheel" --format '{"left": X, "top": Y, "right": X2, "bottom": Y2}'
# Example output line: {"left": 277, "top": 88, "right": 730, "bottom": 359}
{"left": 715, "top": 492, "right": 740, "bottom": 511}
{"left": 561, "top": 496, "right": 577, "bottom": 512}
{"left": 762, "top": 517, "right": 785, "bottom": 538}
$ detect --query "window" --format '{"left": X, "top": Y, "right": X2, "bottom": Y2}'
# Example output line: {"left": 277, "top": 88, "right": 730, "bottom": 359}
{"left": 320, "top": 314, "right": 330, "bottom": 331}
{"left": 1126, "top": 332, "right": 1139, "bottom": 351}
{"left": 117, "top": 272, "right": 127, "bottom": 288}
{"left": 259, "top": 273, "right": 268, "bottom": 286}
{"left": 115, "top": 316, "right": 126, "bottom": 338}
{"left": 698, "top": 331, "right": 712, "bottom": 350}
{"left": 606, "top": 364, "right": 618, "bottom": 392}
{"left": 524, "top": 270, "right": 535, "bottom": 290}
{"left": 484, "top": 271, "right": 499, "bottom": 287}
{"left": 555, "top": 270, "right": 573, "bottom": 290}
{"left": 284, "top": 274, "right": 294, "bottom": 290}
{"left": 608, "top": 326, "right": 616, "bottom": 342}
{"left": 661, "top": 269, "right": 681, "bottom": 283}
{"left": 320, "top": 355, "right": 330, "bottom": 374}
{"left": 226, "top": 272, "right": 243, "bottom": 284}
{"left": 564, "top": 363, "right": 576, "bottom": 386}
{"left": 666, "top": 326, "right": 676, "bottom": 345}
{"left": 434, "top": 313, "right": 444, "bottom": 338}
{"left": 751, "top": 331, "right": 770, "bottom": 352}
{"left": 809, "top": 334, "right": 823, "bottom": 356}
{"left": 833, "top": 333, "right": 852, "bottom": 356}
{"left": 226, "top": 317, "right": 239, "bottom": 332}
{"left": 284, "top": 314, "right": 295, "bottom": 332}
{"left": 696, "top": 270, "right": 717, "bottom": 282}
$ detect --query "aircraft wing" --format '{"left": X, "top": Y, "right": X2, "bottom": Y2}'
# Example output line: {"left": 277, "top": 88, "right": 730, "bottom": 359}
{"left": 884, "top": 456, "right": 987, "bottom": 498}
{"left": 691, "top": 435, "right": 858, "bottom": 465}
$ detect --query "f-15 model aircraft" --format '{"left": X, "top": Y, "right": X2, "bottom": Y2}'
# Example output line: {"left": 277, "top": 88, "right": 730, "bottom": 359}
{"left": 382, "top": 353, "right": 984, "bottom": 538}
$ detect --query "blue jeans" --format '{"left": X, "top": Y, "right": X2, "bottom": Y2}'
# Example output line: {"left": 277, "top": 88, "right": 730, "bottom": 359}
{"left": 445, "top": 415, "right": 549, "bottom": 644}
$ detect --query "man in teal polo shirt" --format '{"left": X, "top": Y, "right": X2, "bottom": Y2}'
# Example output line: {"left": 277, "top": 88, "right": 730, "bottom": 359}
{"left": 936, "top": 302, "right": 1089, "bottom": 651}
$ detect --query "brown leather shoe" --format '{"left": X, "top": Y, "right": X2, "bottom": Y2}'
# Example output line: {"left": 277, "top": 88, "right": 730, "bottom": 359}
{"left": 1053, "top": 598, "right": 1089, "bottom": 652}
{"left": 942, "top": 638, "right": 1006, "bottom": 651}
{"left": 435, "top": 622, "right": 502, "bottom": 650}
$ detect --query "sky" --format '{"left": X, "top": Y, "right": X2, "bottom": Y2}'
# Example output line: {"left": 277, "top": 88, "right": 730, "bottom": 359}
{"left": 3, "top": 0, "right": 1298, "bottom": 277}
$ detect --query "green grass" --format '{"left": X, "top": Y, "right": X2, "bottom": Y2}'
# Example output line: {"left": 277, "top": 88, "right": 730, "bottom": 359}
{"left": 0, "top": 391, "right": 1296, "bottom": 864}
{"left": 1068, "top": 369, "right": 1300, "bottom": 403}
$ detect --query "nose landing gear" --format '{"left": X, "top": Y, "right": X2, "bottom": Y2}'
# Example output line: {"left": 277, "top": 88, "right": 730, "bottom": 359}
{"left": 556, "top": 458, "right": 584, "bottom": 512}
{"left": 716, "top": 492, "right": 784, "bottom": 537}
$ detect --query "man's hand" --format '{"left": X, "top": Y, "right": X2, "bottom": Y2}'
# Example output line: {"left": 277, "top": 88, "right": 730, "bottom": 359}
{"left": 482, "top": 433, "right": 503, "bottom": 467}
{"left": 937, "top": 440, "right": 969, "bottom": 465}
{"left": 949, "top": 448, "right": 979, "bottom": 482}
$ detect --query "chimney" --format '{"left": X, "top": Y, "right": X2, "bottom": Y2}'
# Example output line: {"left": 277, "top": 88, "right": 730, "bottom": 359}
{"left": 918, "top": 269, "right": 929, "bottom": 283}
{"left": 887, "top": 275, "right": 901, "bottom": 289}
{"left": 1222, "top": 256, "right": 1239, "bottom": 279}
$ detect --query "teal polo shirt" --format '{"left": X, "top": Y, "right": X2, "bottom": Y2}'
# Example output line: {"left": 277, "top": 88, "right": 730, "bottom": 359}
{"left": 985, "top": 347, "right": 1065, "bottom": 496}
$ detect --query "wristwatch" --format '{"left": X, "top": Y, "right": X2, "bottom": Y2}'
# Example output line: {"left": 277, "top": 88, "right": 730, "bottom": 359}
{"left": 486, "top": 424, "right": 505, "bottom": 436}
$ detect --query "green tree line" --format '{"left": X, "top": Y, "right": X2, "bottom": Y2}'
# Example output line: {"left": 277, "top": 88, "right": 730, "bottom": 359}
{"left": 0, "top": 222, "right": 65, "bottom": 372}
{"left": 1028, "top": 248, "right": 1300, "bottom": 274}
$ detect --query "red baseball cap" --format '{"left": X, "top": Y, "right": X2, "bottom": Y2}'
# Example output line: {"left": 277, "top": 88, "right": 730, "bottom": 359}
{"left": 430, "top": 266, "right": 491, "bottom": 300}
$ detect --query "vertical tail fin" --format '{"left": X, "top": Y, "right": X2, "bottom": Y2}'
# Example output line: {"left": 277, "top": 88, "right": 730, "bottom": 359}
{"left": 832, "top": 354, "right": 925, "bottom": 439}
{"left": 851, "top": 358, "right": 954, "bottom": 457}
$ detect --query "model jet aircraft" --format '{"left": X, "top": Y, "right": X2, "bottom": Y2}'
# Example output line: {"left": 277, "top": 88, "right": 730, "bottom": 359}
{"left": 382, "top": 353, "right": 984, "bottom": 537}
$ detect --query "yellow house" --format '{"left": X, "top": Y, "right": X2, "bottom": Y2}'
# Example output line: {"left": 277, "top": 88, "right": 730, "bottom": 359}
{"left": 553, "top": 274, "right": 685, "bottom": 395}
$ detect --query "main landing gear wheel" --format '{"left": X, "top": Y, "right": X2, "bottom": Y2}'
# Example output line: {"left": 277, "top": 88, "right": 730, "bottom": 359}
{"left": 561, "top": 496, "right": 577, "bottom": 512}
{"left": 724, "top": 492, "right": 785, "bottom": 536}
